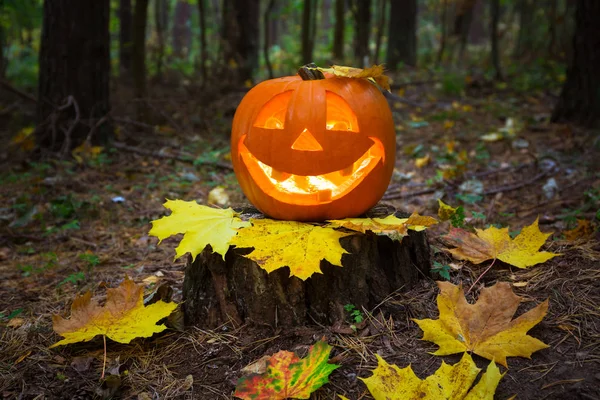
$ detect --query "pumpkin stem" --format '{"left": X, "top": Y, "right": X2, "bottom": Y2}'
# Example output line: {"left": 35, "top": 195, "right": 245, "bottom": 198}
{"left": 298, "top": 63, "right": 325, "bottom": 80}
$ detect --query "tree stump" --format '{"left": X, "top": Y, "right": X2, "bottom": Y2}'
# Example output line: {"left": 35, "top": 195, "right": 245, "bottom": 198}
{"left": 182, "top": 205, "right": 431, "bottom": 328}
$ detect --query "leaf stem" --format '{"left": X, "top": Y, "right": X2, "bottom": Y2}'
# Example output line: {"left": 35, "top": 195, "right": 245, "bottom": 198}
{"left": 298, "top": 63, "right": 325, "bottom": 80}
{"left": 467, "top": 258, "right": 497, "bottom": 295}
{"left": 101, "top": 334, "right": 107, "bottom": 379}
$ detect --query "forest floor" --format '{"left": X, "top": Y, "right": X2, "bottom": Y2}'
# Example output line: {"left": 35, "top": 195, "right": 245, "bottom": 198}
{"left": 1, "top": 72, "right": 599, "bottom": 400}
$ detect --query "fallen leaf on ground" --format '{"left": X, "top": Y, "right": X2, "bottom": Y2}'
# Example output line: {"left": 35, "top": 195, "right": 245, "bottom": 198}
{"left": 232, "top": 219, "right": 352, "bottom": 280}
{"left": 362, "top": 352, "right": 502, "bottom": 400}
{"left": 415, "top": 154, "right": 431, "bottom": 168}
{"left": 564, "top": 219, "right": 594, "bottom": 241}
{"left": 149, "top": 200, "right": 250, "bottom": 260}
{"left": 444, "top": 218, "right": 559, "bottom": 268}
{"left": 51, "top": 277, "right": 177, "bottom": 347}
{"left": 413, "top": 281, "right": 549, "bottom": 367}
{"left": 234, "top": 340, "right": 339, "bottom": 400}
{"left": 438, "top": 199, "right": 458, "bottom": 221}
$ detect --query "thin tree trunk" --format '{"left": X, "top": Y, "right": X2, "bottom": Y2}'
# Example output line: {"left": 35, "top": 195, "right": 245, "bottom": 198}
{"left": 37, "top": 0, "right": 111, "bottom": 153}
{"left": 119, "top": 0, "right": 133, "bottom": 75}
{"left": 373, "top": 0, "right": 386, "bottom": 64}
{"left": 154, "top": 0, "right": 168, "bottom": 78}
{"left": 172, "top": 1, "right": 192, "bottom": 58}
{"left": 547, "top": 0, "right": 558, "bottom": 58}
{"left": 264, "top": 0, "right": 276, "bottom": 79}
{"left": 132, "top": 0, "right": 149, "bottom": 118}
{"left": 0, "top": 0, "right": 6, "bottom": 79}
{"left": 455, "top": 0, "right": 475, "bottom": 63}
{"left": 436, "top": 0, "right": 448, "bottom": 66}
{"left": 551, "top": 0, "right": 600, "bottom": 128}
{"left": 301, "top": 0, "right": 315, "bottom": 64}
{"left": 332, "top": 0, "right": 344, "bottom": 61}
{"left": 353, "top": 0, "right": 371, "bottom": 66}
{"left": 490, "top": 0, "right": 503, "bottom": 79}
{"left": 387, "top": 0, "right": 417, "bottom": 69}
{"left": 197, "top": 0, "right": 208, "bottom": 83}
{"left": 514, "top": 0, "right": 534, "bottom": 59}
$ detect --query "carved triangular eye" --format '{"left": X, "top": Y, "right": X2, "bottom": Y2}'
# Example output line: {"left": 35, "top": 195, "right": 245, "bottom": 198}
{"left": 326, "top": 91, "right": 358, "bottom": 131}
{"left": 253, "top": 91, "right": 293, "bottom": 129}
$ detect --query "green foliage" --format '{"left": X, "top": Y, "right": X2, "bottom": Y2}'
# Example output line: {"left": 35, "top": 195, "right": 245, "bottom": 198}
{"left": 440, "top": 72, "right": 466, "bottom": 97}
{"left": 450, "top": 206, "right": 466, "bottom": 228}
{"left": 431, "top": 261, "right": 451, "bottom": 280}
{"left": 344, "top": 304, "right": 364, "bottom": 324}
{"left": 59, "top": 271, "right": 86, "bottom": 287}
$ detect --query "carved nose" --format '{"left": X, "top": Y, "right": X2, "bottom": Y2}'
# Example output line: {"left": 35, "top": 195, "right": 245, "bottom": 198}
{"left": 291, "top": 129, "right": 323, "bottom": 151}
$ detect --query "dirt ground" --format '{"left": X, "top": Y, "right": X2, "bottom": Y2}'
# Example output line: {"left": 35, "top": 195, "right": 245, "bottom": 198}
{"left": 1, "top": 74, "right": 599, "bottom": 399}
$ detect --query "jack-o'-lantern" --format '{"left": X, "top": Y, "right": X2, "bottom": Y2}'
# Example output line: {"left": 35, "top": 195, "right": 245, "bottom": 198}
{"left": 231, "top": 66, "right": 396, "bottom": 221}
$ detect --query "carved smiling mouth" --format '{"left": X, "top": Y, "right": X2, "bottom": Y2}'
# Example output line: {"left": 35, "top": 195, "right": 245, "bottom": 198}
{"left": 238, "top": 137, "right": 385, "bottom": 205}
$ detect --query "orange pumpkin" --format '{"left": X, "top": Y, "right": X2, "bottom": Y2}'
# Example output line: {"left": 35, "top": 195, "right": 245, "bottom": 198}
{"left": 231, "top": 67, "right": 396, "bottom": 221}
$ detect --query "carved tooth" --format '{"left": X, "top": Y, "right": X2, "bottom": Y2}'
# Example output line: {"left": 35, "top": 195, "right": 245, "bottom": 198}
{"left": 318, "top": 189, "right": 332, "bottom": 202}
{"left": 341, "top": 165, "right": 355, "bottom": 176}
{"left": 271, "top": 170, "right": 291, "bottom": 181}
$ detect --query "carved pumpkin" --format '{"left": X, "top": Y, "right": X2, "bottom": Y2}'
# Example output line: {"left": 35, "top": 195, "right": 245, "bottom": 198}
{"left": 231, "top": 67, "right": 396, "bottom": 221}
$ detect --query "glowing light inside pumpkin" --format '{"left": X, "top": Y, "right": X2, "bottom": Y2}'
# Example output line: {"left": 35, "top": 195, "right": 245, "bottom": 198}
{"left": 239, "top": 137, "right": 385, "bottom": 205}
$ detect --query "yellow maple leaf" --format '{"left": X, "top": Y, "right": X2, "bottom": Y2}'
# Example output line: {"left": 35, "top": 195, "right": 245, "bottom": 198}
{"left": 413, "top": 281, "right": 549, "bottom": 367}
{"left": 362, "top": 352, "right": 502, "bottom": 400}
{"left": 51, "top": 277, "right": 177, "bottom": 347}
{"left": 414, "top": 154, "right": 431, "bottom": 168}
{"left": 231, "top": 219, "right": 353, "bottom": 280}
{"left": 405, "top": 212, "right": 438, "bottom": 230}
{"left": 316, "top": 64, "right": 391, "bottom": 91}
{"left": 72, "top": 142, "right": 103, "bottom": 164}
{"left": 438, "top": 199, "right": 458, "bottom": 221}
{"left": 444, "top": 218, "right": 559, "bottom": 268}
{"left": 11, "top": 126, "right": 35, "bottom": 151}
{"left": 149, "top": 200, "right": 250, "bottom": 260}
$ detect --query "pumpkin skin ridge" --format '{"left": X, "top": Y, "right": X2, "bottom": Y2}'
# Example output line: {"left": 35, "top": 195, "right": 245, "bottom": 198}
{"left": 231, "top": 74, "right": 396, "bottom": 222}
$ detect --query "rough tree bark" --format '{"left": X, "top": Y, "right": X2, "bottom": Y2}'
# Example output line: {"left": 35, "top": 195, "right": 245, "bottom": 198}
{"left": 552, "top": 0, "right": 600, "bottom": 128}
{"left": 332, "top": 0, "right": 345, "bottom": 61}
{"left": 353, "top": 0, "right": 371, "bottom": 66}
{"left": 36, "top": 0, "right": 111, "bottom": 153}
{"left": 119, "top": 0, "right": 133, "bottom": 76}
{"left": 183, "top": 207, "right": 431, "bottom": 328}
{"left": 387, "top": 0, "right": 417, "bottom": 69}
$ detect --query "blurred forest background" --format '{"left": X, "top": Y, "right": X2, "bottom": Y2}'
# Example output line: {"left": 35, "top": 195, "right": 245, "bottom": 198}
{"left": 1, "top": 0, "right": 598, "bottom": 156}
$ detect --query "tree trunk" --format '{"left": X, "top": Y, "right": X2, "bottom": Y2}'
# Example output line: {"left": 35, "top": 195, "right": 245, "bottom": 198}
{"left": 387, "top": 0, "right": 417, "bottom": 69}
{"left": 172, "top": 0, "right": 192, "bottom": 58}
{"left": 551, "top": 0, "right": 600, "bottom": 128}
{"left": 301, "top": 0, "right": 315, "bottom": 64}
{"left": 353, "top": 0, "right": 371, "bottom": 66}
{"left": 436, "top": 0, "right": 448, "bottom": 65}
{"left": 197, "top": 0, "right": 208, "bottom": 83}
{"left": 221, "top": 0, "right": 259, "bottom": 84}
{"left": 36, "top": 0, "right": 111, "bottom": 154}
{"left": 154, "top": 0, "right": 169, "bottom": 78}
{"left": 454, "top": 0, "right": 475, "bottom": 63}
{"left": 263, "top": 0, "right": 276, "bottom": 79}
{"left": 332, "top": 0, "right": 345, "bottom": 61}
{"left": 490, "top": 0, "right": 503, "bottom": 79}
{"left": 373, "top": 0, "right": 387, "bottom": 65}
{"left": 183, "top": 207, "right": 431, "bottom": 328}
{"left": 119, "top": 0, "right": 133, "bottom": 76}
{"left": 132, "top": 0, "right": 149, "bottom": 119}
{"left": 514, "top": 0, "right": 534, "bottom": 60}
